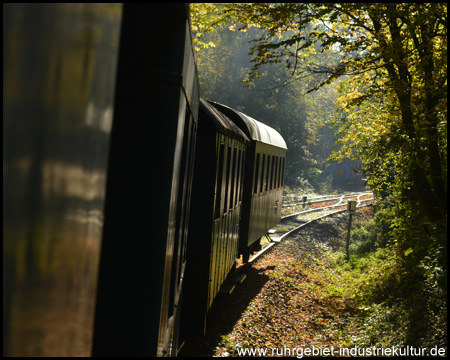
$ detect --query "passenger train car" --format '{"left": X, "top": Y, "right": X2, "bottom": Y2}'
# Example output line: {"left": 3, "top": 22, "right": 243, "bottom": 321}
{"left": 3, "top": 3, "right": 287, "bottom": 357}
{"left": 182, "top": 100, "right": 249, "bottom": 335}
{"left": 210, "top": 103, "right": 287, "bottom": 261}
{"left": 182, "top": 100, "right": 286, "bottom": 336}
{"left": 91, "top": 4, "right": 199, "bottom": 357}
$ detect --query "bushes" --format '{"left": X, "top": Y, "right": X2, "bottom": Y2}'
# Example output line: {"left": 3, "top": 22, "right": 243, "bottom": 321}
{"left": 317, "top": 213, "right": 447, "bottom": 350}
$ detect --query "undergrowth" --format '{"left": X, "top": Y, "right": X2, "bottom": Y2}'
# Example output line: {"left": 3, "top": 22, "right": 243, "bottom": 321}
{"left": 308, "top": 218, "right": 447, "bottom": 353}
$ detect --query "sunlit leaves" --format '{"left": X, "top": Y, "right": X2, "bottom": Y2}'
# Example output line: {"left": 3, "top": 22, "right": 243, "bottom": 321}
{"left": 192, "top": 4, "right": 447, "bottom": 218}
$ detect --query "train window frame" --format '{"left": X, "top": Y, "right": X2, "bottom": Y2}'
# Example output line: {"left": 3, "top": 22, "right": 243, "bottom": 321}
{"left": 230, "top": 146, "right": 237, "bottom": 209}
{"left": 239, "top": 148, "right": 245, "bottom": 201}
{"left": 223, "top": 143, "right": 232, "bottom": 215}
{"left": 274, "top": 156, "right": 279, "bottom": 189}
{"left": 235, "top": 148, "right": 242, "bottom": 206}
{"left": 268, "top": 155, "right": 272, "bottom": 190}
{"left": 278, "top": 157, "right": 282, "bottom": 188}
{"left": 270, "top": 155, "right": 275, "bottom": 190}
{"left": 215, "top": 140, "right": 225, "bottom": 220}
{"left": 254, "top": 153, "right": 260, "bottom": 194}
{"left": 167, "top": 110, "right": 195, "bottom": 320}
{"left": 260, "top": 154, "right": 265, "bottom": 193}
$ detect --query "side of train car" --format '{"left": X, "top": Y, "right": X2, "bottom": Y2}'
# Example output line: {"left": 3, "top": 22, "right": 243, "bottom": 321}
{"left": 210, "top": 102, "right": 287, "bottom": 261}
{"left": 3, "top": 3, "right": 287, "bottom": 357}
{"left": 181, "top": 100, "right": 287, "bottom": 336}
{"left": 4, "top": 4, "right": 198, "bottom": 357}
{"left": 181, "top": 100, "right": 249, "bottom": 335}
{"left": 91, "top": 4, "right": 199, "bottom": 357}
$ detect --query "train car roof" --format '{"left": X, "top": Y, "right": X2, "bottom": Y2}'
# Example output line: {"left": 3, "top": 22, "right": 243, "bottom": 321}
{"left": 200, "top": 99, "right": 249, "bottom": 143}
{"left": 208, "top": 101, "right": 287, "bottom": 150}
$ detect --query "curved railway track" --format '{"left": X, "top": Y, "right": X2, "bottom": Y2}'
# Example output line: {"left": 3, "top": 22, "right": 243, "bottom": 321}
{"left": 222, "top": 192, "right": 374, "bottom": 299}
{"left": 282, "top": 191, "right": 373, "bottom": 216}
{"left": 248, "top": 192, "right": 375, "bottom": 264}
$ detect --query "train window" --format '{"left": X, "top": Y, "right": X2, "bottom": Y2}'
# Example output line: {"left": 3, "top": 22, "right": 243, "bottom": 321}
{"left": 168, "top": 111, "right": 195, "bottom": 319}
{"left": 267, "top": 155, "right": 271, "bottom": 190}
{"left": 270, "top": 156, "right": 275, "bottom": 190}
{"left": 280, "top": 157, "right": 285, "bottom": 187}
{"left": 278, "top": 157, "right": 282, "bottom": 188}
{"left": 224, "top": 144, "right": 232, "bottom": 214}
{"left": 260, "top": 155, "right": 265, "bottom": 193}
{"left": 272, "top": 156, "right": 278, "bottom": 189}
{"left": 235, "top": 149, "right": 241, "bottom": 205}
{"left": 238, "top": 148, "right": 246, "bottom": 201}
{"left": 277, "top": 157, "right": 280, "bottom": 188}
{"left": 269, "top": 157, "right": 272, "bottom": 190}
{"left": 275, "top": 156, "right": 281, "bottom": 188}
{"left": 268, "top": 156, "right": 272, "bottom": 190}
{"left": 215, "top": 142, "right": 225, "bottom": 219}
{"left": 230, "top": 147, "right": 237, "bottom": 209}
{"left": 254, "top": 153, "right": 260, "bottom": 194}
{"left": 265, "top": 155, "right": 270, "bottom": 192}
{"left": 236, "top": 147, "right": 240, "bottom": 207}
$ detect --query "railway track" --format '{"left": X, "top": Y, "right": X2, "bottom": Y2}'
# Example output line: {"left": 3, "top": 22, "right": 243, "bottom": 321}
{"left": 282, "top": 191, "right": 373, "bottom": 216}
{"left": 248, "top": 192, "right": 375, "bottom": 264}
{"left": 225, "top": 192, "right": 374, "bottom": 292}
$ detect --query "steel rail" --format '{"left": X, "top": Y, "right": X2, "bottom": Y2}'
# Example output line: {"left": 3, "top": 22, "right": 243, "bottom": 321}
{"left": 282, "top": 192, "right": 373, "bottom": 217}
{"left": 248, "top": 200, "right": 375, "bottom": 264}
{"left": 282, "top": 195, "right": 374, "bottom": 221}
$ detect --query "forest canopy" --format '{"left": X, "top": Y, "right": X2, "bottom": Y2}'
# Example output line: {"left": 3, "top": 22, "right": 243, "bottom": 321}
{"left": 192, "top": 2, "right": 447, "bottom": 222}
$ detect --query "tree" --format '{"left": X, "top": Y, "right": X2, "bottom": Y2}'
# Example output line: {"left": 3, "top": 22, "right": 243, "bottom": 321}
{"left": 190, "top": 4, "right": 447, "bottom": 347}
{"left": 191, "top": 4, "right": 339, "bottom": 188}
{"left": 196, "top": 29, "right": 312, "bottom": 188}
{"left": 192, "top": 3, "right": 447, "bottom": 223}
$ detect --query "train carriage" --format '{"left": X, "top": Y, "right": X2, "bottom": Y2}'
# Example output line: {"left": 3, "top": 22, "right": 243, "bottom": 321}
{"left": 181, "top": 99, "right": 249, "bottom": 335}
{"left": 209, "top": 102, "right": 287, "bottom": 261}
{"left": 3, "top": 3, "right": 199, "bottom": 357}
{"left": 92, "top": 4, "right": 199, "bottom": 357}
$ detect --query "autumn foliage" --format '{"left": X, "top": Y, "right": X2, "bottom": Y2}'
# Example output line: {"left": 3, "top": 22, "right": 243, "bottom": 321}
{"left": 190, "top": 3, "right": 447, "bottom": 351}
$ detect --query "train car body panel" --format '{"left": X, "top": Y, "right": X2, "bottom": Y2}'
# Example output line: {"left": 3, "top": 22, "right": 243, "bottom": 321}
{"left": 182, "top": 100, "right": 248, "bottom": 335}
{"left": 92, "top": 4, "right": 199, "bottom": 357}
{"left": 247, "top": 142, "right": 286, "bottom": 247}
{"left": 208, "top": 102, "right": 287, "bottom": 255}
{"left": 3, "top": 3, "right": 122, "bottom": 356}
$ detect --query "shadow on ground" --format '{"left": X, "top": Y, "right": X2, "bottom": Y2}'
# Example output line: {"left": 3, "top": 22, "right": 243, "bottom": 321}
{"left": 178, "top": 265, "right": 274, "bottom": 357}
